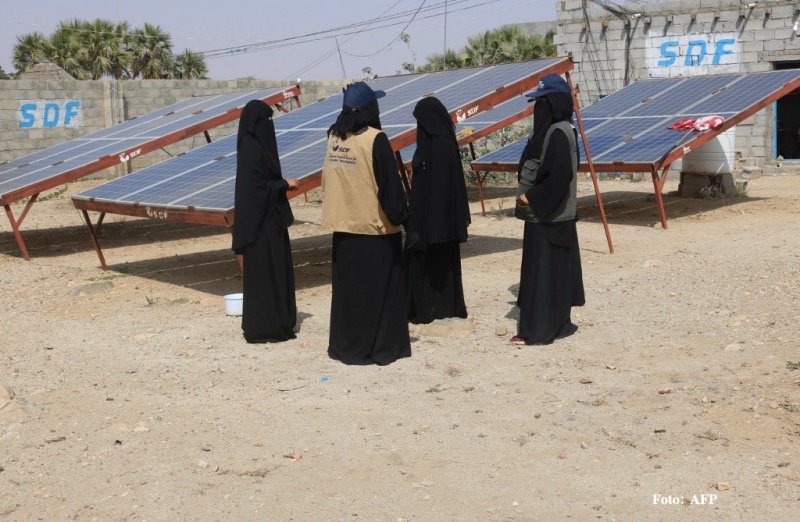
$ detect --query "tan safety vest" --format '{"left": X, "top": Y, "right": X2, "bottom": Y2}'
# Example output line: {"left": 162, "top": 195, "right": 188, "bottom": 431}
{"left": 321, "top": 127, "right": 401, "bottom": 235}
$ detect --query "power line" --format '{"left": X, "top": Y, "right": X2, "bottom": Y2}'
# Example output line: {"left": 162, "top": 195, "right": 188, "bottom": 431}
{"left": 199, "top": 0, "right": 495, "bottom": 59}
{"left": 340, "top": 0, "right": 427, "bottom": 59}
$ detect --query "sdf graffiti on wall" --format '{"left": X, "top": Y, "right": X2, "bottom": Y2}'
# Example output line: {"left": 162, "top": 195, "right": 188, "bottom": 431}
{"left": 18, "top": 100, "right": 82, "bottom": 129}
{"left": 646, "top": 34, "right": 739, "bottom": 78}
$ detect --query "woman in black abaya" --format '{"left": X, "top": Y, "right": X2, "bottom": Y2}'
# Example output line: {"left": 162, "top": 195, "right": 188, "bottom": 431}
{"left": 512, "top": 75, "right": 585, "bottom": 346}
{"left": 322, "top": 82, "right": 411, "bottom": 365}
{"left": 232, "top": 100, "right": 298, "bottom": 343}
{"left": 406, "top": 96, "right": 470, "bottom": 324}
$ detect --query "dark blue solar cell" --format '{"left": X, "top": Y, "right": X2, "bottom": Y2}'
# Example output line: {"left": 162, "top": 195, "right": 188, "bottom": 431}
{"left": 1, "top": 86, "right": 292, "bottom": 203}
{"left": 72, "top": 58, "right": 572, "bottom": 215}
{"left": 472, "top": 69, "right": 800, "bottom": 171}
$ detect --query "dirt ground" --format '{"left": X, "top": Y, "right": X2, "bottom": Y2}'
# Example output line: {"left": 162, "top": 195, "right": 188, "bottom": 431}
{"left": 1, "top": 174, "right": 799, "bottom": 521}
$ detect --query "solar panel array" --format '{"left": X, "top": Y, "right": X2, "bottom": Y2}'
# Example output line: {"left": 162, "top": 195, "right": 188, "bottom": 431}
{"left": 396, "top": 94, "right": 532, "bottom": 164}
{"left": 470, "top": 69, "right": 800, "bottom": 170}
{"left": 73, "top": 58, "right": 570, "bottom": 218}
{"left": 0, "top": 86, "right": 298, "bottom": 205}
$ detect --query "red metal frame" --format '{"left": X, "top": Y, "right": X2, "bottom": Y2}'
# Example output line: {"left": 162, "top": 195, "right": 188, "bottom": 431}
{"left": 2, "top": 85, "right": 301, "bottom": 260}
{"left": 567, "top": 76, "right": 614, "bottom": 253}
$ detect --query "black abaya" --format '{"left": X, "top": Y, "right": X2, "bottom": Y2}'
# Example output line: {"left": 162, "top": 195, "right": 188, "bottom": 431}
{"left": 406, "top": 97, "right": 470, "bottom": 324}
{"left": 329, "top": 232, "right": 410, "bottom": 365}
{"left": 232, "top": 100, "right": 296, "bottom": 343}
{"left": 516, "top": 91, "right": 585, "bottom": 345}
{"left": 326, "top": 130, "right": 411, "bottom": 365}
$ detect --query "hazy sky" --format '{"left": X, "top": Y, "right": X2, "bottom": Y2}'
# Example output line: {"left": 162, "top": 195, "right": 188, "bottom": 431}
{"left": 0, "top": 0, "right": 555, "bottom": 80}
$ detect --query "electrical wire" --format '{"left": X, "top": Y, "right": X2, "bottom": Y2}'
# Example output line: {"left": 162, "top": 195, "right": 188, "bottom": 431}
{"left": 200, "top": 0, "right": 497, "bottom": 58}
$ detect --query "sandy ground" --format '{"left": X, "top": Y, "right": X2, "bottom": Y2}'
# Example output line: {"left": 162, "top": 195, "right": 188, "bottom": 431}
{"left": 1, "top": 174, "right": 799, "bottom": 521}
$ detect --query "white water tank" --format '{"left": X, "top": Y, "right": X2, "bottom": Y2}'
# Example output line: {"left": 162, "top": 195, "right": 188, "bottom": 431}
{"left": 681, "top": 127, "right": 736, "bottom": 175}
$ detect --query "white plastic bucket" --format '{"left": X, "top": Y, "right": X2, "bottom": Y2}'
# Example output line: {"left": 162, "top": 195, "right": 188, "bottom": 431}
{"left": 223, "top": 293, "right": 243, "bottom": 316}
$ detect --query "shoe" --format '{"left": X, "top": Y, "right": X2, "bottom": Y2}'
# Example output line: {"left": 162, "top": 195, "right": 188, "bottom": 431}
{"left": 509, "top": 335, "right": 526, "bottom": 345}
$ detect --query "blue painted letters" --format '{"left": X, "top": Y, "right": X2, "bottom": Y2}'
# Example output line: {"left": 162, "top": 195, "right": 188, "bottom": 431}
{"left": 18, "top": 100, "right": 82, "bottom": 128}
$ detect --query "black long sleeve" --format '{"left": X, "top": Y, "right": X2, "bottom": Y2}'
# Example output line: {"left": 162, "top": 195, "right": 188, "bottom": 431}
{"left": 526, "top": 128, "right": 573, "bottom": 220}
{"left": 372, "top": 132, "right": 410, "bottom": 227}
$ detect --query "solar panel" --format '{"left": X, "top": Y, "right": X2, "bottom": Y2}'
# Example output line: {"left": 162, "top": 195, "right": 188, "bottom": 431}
{"left": 73, "top": 58, "right": 571, "bottom": 227}
{"left": 469, "top": 69, "right": 800, "bottom": 229}
{"left": 2, "top": 85, "right": 300, "bottom": 259}
{"left": 471, "top": 69, "right": 800, "bottom": 172}
{"left": 395, "top": 94, "right": 532, "bottom": 165}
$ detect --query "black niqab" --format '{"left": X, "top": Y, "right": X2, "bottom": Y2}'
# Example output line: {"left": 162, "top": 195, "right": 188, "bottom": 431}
{"left": 517, "top": 92, "right": 574, "bottom": 174}
{"left": 407, "top": 97, "right": 470, "bottom": 248}
{"left": 232, "top": 100, "right": 292, "bottom": 251}
{"left": 329, "top": 100, "right": 382, "bottom": 140}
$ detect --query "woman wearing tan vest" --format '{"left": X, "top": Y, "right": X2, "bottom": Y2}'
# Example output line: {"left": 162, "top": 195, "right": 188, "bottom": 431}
{"left": 321, "top": 82, "right": 411, "bottom": 365}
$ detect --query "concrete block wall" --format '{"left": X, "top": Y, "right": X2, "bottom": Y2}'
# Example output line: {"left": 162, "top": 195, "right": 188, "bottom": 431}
{"left": 0, "top": 77, "right": 345, "bottom": 180}
{"left": 557, "top": 0, "right": 800, "bottom": 168}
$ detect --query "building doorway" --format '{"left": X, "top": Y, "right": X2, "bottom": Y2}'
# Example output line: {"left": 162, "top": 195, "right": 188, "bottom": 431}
{"left": 774, "top": 60, "right": 800, "bottom": 160}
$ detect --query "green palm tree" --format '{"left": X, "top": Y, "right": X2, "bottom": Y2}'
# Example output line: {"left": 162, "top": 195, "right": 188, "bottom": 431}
{"left": 463, "top": 26, "right": 556, "bottom": 67}
{"left": 0, "top": 65, "right": 12, "bottom": 79}
{"left": 12, "top": 32, "right": 49, "bottom": 73}
{"left": 174, "top": 49, "right": 208, "bottom": 79}
{"left": 418, "top": 48, "right": 466, "bottom": 72}
{"left": 74, "top": 19, "right": 130, "bottom": 80}
{"left": 130, "top": 23, "right": 175, "bottom": 79}
{"left": 48, "top": 19, "right": 87, "bottom": 79}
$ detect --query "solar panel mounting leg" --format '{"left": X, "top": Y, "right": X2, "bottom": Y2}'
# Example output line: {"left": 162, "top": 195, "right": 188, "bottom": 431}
{"left": 4, "top": 194, "right": 38, "bottom": 260}
{"left": 468, "top": 143, "right": 487, "bottom": 217}
{"left": 566, "top": 72, "right": 614, "bottom": 253}
{"left": 394, "top": 151, "right": 411, "bottom": 195}
{"left": 652, "top": 166, "right": 669, "bottom": 229}
{"left": 80, "top": 210, "right": 108, "bottom": 269}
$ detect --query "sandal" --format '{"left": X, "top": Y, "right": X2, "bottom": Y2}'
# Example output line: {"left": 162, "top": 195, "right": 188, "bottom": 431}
{"left": 509, "top": 335, "right": 526, "bottom": 345}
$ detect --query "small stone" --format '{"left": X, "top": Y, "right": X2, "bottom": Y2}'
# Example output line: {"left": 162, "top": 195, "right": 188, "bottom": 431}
{"left": 494, "top": 325, "right": 508, "bottom": 336}
{"left": 769, "top": 402, "right": 779, "bottom": 409}
{"left": 579, "top": 378, "right": 593, "bottom": 384}
{"left": 197, "top": 459, "right": 209, "bottom": 469}
{"left": 580, "top": 442, "right": 588, "bottom": 449}
{"left": 0, "top": 385, "right": 14, "bottom": 401}
{"left": 716, "top": 482, "right": 731, "bottom": 491}
{"left": 201, "top": 446, "right": 212, "bottom": 452}
{"left": 605, "top": 365, "right": 616, "bottom": 370}
{"left": 534, "top": 413, "right": 541, "bottom": 419}
{"left": 67, "top": 281, "right": 114, "bottom": 297}
{"left": 658, "top": 388, "right": 672, "bottom": 394}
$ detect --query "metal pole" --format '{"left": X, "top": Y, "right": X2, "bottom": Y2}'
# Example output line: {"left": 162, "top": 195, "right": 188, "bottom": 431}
{"left": 335, "top": 36, "right": 347, "bottom": 79}
{"left": 443, "top": 0, "right": 448, "bottom": 70}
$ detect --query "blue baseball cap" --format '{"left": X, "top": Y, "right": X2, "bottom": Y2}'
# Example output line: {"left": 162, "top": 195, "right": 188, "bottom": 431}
{"left": 525, "top": 74, "right": 571, "bottom": 102}
{"left": 342, "top": 81, "right": 386, "bottom": 109}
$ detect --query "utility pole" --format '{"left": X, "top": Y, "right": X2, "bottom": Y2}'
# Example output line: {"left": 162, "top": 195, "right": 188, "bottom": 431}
{"left": 335, "top": 36, "right": 347, "bottom": 79}
{"left": 443, "top": 0, "right": 448, "bottom": 70}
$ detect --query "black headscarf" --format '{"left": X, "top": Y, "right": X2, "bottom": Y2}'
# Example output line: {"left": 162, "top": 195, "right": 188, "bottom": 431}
{"left": 328, "top": 99, "right": 382, "bottom": 139}
{"left": 407, "top": 97, "right": 470, "bottom": 248}
{"left": 232, "top": 100, "right": 293, "bottom": 251}
{"left": 517, "top": 92, "right": 574, "bottom": 175}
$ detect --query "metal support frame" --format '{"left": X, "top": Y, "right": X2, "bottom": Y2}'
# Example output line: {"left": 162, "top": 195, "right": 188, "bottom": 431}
{"left": 565, "top": 72, "right": 614, "bottom": 254}
{"left": 651, "top": 165, "right": 670, "bottom": 229}
{"left": 468, "top": 142, "right": 488, "bottom": 216}
{"left": 3, "top": 194, "right": 38, "bottom": 260}
{"left": 80, "top": 210, "right": 107, "bottom": 269}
